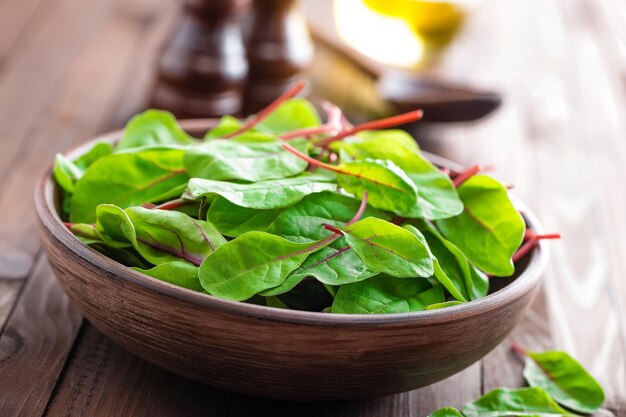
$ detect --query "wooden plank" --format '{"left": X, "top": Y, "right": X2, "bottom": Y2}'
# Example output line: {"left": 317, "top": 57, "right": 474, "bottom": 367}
{"left": 0, "top": 0, "right": 115, "bottom": 198}
{"left": 224, "top": 365, "right": 480, "bottom": 417}
{"left": 0, "top": 0, "right": 46, "bottom": 60}
{"left": 0, "top": 256, "right": 82, "bottom": 417}
{"left": 44, "top": 324, "right": 231, "bottom": 417}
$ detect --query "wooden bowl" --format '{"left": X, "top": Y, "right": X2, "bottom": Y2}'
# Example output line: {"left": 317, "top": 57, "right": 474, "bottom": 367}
{"left": 35, "top": 120, "right": 548, "bottom": 401}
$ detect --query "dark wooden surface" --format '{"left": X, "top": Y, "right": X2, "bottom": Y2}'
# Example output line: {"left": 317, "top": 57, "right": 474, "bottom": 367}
{"left": 0, "top": 0, "right": 625, "bottom": 415}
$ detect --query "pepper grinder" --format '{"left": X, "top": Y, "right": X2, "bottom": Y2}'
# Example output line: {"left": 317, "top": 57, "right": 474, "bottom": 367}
{"left": 244, "top": 0, "right": 314, "bottom": 113}
{"left": 151, "top": 0, "right": 251, "bottom": 118}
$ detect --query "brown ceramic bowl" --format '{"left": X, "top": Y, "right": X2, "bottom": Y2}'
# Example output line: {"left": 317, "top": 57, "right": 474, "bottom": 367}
{"left": 35, "top": 120, "right": 548, "bottom": 401}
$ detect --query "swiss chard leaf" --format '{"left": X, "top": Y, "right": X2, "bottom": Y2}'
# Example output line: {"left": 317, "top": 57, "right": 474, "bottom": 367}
{"left": 267, "top": 191, "right": 389, "bottom": 243}
{"left": 207, "top": 197, "right": 281, "bottom": 238}
{"left": 95, "top": 205, "right": 225, "bottom": 266}
{"left": 133, "top": 261, "right": 203, "bottom": 292}
{"left": 53, "top": 142, "right": 113, "bottom": 193}
{"left": 332, "top": 130, "right": 462, "bottom": 219}
{"left": 255, "top": 98, "right": 321, "bottom": 134}
{"left": 184, "top": 137, "right": 309, "bottom": 182}
{"left": 71, "top": 148, "right": 189, "bottom": 223}
{"left": 334, "top": 159, "right": 418, "bottom": 215}
{"left": 436, "top": 175, "right": 525, "bottom": 276}
{"left": 184, "top": 174, "right": 336, "bottom": 210}
{"left": 332, "top": 274, "right": 444, "bottom": 314}
{"left": 339, "top": 218, "right": 434, "bottom": 278}
{"left": 414, "top": 222, "right": 488, "bottom": 302}
{"left": 522, "top": 350, "right": 605, "bottom": 414}
{"left": 265, "top": 236, "right": 377, "bottom": 292}
{"left": 116, "top": 110, "right": 194, "bottom": 150}
{"left": 461, "top": 387, "right": 575, "bottom": 417}
{"left": 427, "top": 407, "right": 464, "bottom": 417}
{"left": 198, "top": 231, "right": 320, "bottom": 301}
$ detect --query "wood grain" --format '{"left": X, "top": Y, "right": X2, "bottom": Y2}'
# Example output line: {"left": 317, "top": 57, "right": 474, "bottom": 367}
{"left": 0, "top": 256, "right": 82, "bottom": 417}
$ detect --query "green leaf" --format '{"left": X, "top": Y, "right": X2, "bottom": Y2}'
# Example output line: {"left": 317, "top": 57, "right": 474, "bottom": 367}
{"left": 116, "top": 110, "right": 194, "bottom": 150}
{"left": 332, "top": 274, "right": 444, "bottom": 314}
{"left": 207, "top": 197, "right": 281, "bottom": 238}
{"left": 267, "top": 191, "right": 389, "bottom": 243}
{"left": 53, "top": 154, "right": 82, "bottom": 193}
{"left": 332, "top": 130, "right": 462, "bottom": 219}
{"left": 126, "top": 206, "right": 225, "bottom": 266}
{"left": 87, "top": 243, "right": 152, "bottom": 269}
{"left": 198, "top": 231, "right": 319, "bottom": 301}
{"left": 256, "top": 98, "right": 321, "bottom": 134}
{"left": 264, "top": 236, "right": 377, "bottom": 293}
{"left": 461, "top": 387, "right": 576, "bottom": 417}
{"left": 95, "top": 205, "right": 226, "bottom": 266}
{"left": 436, "top": 175, "right": 525, "bottom": 276}
{"left": 184, "top": 174, "right": 336, "bottom": 210}
{"left": 133, "top": 261, "right": 203, "bottom": 291}
{"left": 424, "top": 300, "right": 464, "bottom": 310}
{"left": 71, "top": 148, "right": 189, "bottom": 223}
{"left": 340, "top": 218, "right": 434, "bottom": 278}
{"left": 414, "top": 222, "right": 488, "bottom": 302}
{"left": 427, "top": 407, "right": 464, "bottom": 417}
{"left": 184, "top": 137, "right": 309, "bottom": 182}
{"left": 53, "top": 142, "right": 113, "bottom": 193}
{"left": 204, "top": 115, "right": 242, "bottom": 138}
{"left": 522, "top": 350, "right": 605, "bottom": 414}
{"left": 335, "top": 159, "right": 418, "bottom": 214}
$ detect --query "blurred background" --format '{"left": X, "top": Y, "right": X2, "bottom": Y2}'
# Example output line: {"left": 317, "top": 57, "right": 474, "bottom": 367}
{"left": 0, "top": 0, "right": 625, "bottom": 413}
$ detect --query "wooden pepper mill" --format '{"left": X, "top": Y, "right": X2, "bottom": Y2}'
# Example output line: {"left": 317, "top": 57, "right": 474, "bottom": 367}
{"left": 244, "top": 0, "right": 314, "bottom": 113}
{"left": 150, "top": 0, "right": 251, "bottom": 118}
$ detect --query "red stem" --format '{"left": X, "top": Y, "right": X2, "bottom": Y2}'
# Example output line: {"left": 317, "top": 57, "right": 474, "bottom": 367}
{"left": 347, "top": 192, "right": 368, "bottom": 226}
{"left": 453, "top": 165, "right": 481, "bottom": 187}
{"left": 152, "top": 198, "right": 190, "bottom": 211}
{"left": 323, "top": 224, "right": 343, "bottom": 234}
{"left": 224, "top": 81, "right": 306, "bottom": 139}
{"left": 511, "top": 343, "right": 528, "bottom": 359}
{"left": 282, "top": 142, "right": 343, "bottom": 173}
{"left": 278, "top": 101, "right": 344, "bottom": 141}
{"left": 315, "top": 110, "right": 423, "bottom": 147}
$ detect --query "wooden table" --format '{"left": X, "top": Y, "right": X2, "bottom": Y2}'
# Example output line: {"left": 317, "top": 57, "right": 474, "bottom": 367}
{"left": 0, "top": 0, "right": 625, "bottom": 415}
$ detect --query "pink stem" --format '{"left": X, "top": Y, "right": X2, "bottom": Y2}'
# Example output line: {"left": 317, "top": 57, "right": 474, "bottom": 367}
{"left": 511, "top": 343, "right": 528, "bottom": 359}
{"left": 323, "top": 224, "right": 343, "bottom": 234}
{"left": 453, "top": 165, "right": 481, "bottom": 187}
{"left": 278, "top": 101, "right": 344, "bottom": 141}
{"left": 224, "top": 81, "right": 306, "bottom": 139}
{"left": 315, "top": 110, "right": 424, "bottom": 147}
{"left": 152, "top": 198, "right": 190, "bottom": 211}
{"left": 282, "top": 142, "right": 343, "bottom": 174}
{"left": 346, "top": 192, "right": 368, "bottom": 226}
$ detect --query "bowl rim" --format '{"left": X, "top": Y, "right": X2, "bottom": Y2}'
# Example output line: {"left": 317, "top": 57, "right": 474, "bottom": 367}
{"left": 35, "top": 119, "right": 549, "bottom": 327}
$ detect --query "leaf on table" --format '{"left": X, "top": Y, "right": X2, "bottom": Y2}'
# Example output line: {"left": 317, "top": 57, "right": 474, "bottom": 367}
{"left": 183, "top": 174, "right": 336, "bottom": 210}
{"left": 427, "top": 407, "right": 464, "bottom": 417}
{"left": 207, "top": 197, "right": 281, "bottom": 238}
{"left": 436, "top": 175, "right": 525, "bottom": 276}
{"left": 461, "top": 387, "right": 576, "bottom": 417}
{"left": 340, "top": 217, "right": 434, "bottom": 278}
{"left": 331, "top": 130, "right": 462, "bottom": 219}
{"left": 198, "top": 231, "right": 323, "bottom": 301}
{"left": 133, "top": 261, "right": 203, "bottom": 292}
{"left": 522, "top": 350, "right": 605, "bottom": 414}
{"left": 184, "top": 137, "right": 309, "bottom": 182}
{"left": 71, "top": 148, "right": 189, "bottom": 223}
{"left": 116, "top": 109, "right": 194, "bottom": 150}
{"left": 332, "top": 274, "right": 444, "bottom": 314}
{"left": 267, "top": 191, "right": 389, "bottom": 243}
{"left": 335, "top": 159, "right": 418, "bottom": 214}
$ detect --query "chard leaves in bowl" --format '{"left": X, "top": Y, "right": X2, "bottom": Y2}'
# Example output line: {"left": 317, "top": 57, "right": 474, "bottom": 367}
{"left": 53, "top": 82, "right": 556, "bottom": 314}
